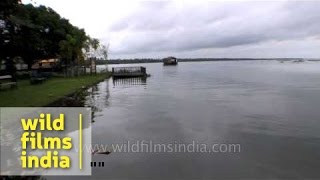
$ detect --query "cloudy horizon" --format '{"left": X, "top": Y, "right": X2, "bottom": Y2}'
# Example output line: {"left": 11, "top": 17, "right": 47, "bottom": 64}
{"left": 23, "top": 0, "right": 320, "bottom": 59}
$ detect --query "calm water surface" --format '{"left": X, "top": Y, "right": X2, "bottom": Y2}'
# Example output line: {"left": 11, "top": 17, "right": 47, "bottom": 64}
{"left": 83, "top": 60, "right": 320, "bottom": 179}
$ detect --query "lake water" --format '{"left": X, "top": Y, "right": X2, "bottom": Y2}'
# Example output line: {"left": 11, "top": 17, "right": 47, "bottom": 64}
{"left": 76, "top": 60, "right": 320, "bottom": 179}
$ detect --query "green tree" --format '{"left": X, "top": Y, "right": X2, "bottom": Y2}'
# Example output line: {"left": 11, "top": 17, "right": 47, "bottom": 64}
{"left": 0, "top": 0, "right": 20, "bottom": 60}
{"left": 1, "top": 2, "right": 97, "bottom": 76}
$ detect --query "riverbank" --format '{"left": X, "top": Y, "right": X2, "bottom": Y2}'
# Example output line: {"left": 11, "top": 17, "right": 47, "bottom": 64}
{"left": 0, "top": 73, "right": 111, "bottom": 107}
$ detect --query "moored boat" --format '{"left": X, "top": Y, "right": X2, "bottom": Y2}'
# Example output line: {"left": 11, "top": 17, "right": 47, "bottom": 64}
{"left": 163, "top": 56, "right": 178, "bottom": 65}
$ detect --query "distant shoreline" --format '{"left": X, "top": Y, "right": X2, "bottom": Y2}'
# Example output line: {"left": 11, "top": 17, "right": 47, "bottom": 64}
{"left": 98, "top": 58, "right": 317, "bottom": 65}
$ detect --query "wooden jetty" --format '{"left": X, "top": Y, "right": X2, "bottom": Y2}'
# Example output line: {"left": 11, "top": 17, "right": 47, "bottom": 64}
{"left": 163, "top": 56, "right": 178, "bottom": 65}
{"left": 112, "top": 66, "right": 149, "bottom": 78}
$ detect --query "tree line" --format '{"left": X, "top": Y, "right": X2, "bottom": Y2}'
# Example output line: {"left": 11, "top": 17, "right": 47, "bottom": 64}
{"left": 0, "top": 0, "right": 107, "bottom": 72}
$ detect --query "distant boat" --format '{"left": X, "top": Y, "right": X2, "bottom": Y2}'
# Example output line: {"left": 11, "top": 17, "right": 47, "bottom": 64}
{"left": 163, "top": 56, "right": 178, "bottom": 65}
{"left": 292, "top": 59, "right": 304, "bottom": 63}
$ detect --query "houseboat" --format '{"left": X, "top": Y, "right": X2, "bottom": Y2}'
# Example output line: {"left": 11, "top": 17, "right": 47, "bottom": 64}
{"left": 163, "top": 56, "right": 178, "bottom": 65}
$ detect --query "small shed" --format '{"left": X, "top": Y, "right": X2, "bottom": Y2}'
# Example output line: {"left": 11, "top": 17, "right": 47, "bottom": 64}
{"left": 31, "top": 59, "right": 59, "bottom": 70}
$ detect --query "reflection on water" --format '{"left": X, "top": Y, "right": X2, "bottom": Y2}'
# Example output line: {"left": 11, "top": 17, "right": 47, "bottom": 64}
{"left": 54, "top": 60, "right": 320, "bottom": 179}
{"left": 49, "top": 79, "right": 111, "bottom": 123}
{"left": 112, "top": 77, "right": 147, "bottom": 87}
{"left": 85, "top": 81, "right": 110, "bottom": 122}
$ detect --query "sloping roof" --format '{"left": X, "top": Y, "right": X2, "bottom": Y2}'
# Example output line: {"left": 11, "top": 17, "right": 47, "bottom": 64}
{"left": 163, "top": 56, "right": 177, "bottom": 60}
{"left": 31, "top": 59, "right": 59, "bottom": 69}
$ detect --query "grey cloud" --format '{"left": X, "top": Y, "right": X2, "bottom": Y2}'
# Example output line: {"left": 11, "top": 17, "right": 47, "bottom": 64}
{"left": 108, "top": 1, "right": 320, "bottom": 56}
{"left": 109, "top": 1, "right": 173, "bottom": 32}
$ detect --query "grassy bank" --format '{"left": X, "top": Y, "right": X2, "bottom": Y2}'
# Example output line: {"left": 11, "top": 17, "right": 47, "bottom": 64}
{"left": 0, "top": 73, "right": 111, "bottom": 107}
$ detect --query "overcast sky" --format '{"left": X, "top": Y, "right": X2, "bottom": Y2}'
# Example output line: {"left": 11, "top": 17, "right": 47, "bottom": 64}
{"left": 23, "top": 0, "right": 320, "bottom": 59}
